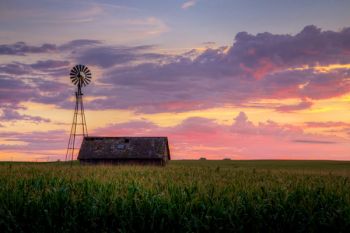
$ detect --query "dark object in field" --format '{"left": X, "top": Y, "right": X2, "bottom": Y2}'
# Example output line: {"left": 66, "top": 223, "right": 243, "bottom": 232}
{"left": 78, "top": 137, "right": 171, "bottom": 165}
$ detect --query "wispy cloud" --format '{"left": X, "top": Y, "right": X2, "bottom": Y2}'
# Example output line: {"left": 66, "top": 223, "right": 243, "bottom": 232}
{"left": 0, "top": 42, "right": 56, "bottom": 56}
{"left": 182, "top": 0, "right": 197, "bottom": 9}
{"left": 292, "top": 139, "right": 336, "bottom": 144}
{"left": 0, "top": 108, "right": 50, "bottom": 123}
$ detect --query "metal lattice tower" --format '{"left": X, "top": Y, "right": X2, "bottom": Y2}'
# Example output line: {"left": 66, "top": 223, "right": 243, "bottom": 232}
{"left": 66, "top": 64, "right": 91, "bottom": 161}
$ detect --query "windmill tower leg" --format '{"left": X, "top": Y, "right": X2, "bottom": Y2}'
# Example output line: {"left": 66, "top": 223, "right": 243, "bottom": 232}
{"left": 65, "top": 91, "right": 88, "bottom": 162}
{"left": 80, "top": 93, "right": 88, "bottom": 137}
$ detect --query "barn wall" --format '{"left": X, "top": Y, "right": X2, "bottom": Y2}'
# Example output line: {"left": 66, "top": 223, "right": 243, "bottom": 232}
{"left": 80, "top": 158, "right": 165, "bottom": 166}
{"left": 78, "top": 137, "right": 170, "bottom": 166}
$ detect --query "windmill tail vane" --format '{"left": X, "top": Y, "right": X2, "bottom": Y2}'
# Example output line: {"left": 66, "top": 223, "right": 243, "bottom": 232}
{"left": 66, "top": 64, "right": 91, "bottom": 162}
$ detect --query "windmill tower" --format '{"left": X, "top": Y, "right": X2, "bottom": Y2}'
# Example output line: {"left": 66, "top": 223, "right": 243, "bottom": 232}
{"left": 66, "top": 64, "right": 92, "bottom": 161}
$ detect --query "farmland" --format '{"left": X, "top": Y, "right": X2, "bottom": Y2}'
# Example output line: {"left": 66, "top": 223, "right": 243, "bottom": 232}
{"left": 0, "top": 160, "right": 350, "bottom": 232}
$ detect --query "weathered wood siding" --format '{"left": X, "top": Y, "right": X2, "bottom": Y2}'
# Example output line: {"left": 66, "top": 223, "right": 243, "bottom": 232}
{"left": 78, "top": 137, "right": 170, "bottom": 165}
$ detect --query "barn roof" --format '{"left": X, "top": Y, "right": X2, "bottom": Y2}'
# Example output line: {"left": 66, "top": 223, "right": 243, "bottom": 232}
{"left": 77, "top": 137, "right": 170, "bottom": 160}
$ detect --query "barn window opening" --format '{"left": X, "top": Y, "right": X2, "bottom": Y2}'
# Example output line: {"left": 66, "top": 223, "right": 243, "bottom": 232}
{"left": 124, "top": 139, "right": 130, "bottom": 143}
{"left": 116, "top": 144, "right": 125, "bottom": 150}
{"left": 89, "top": 138, "right": 103, "bottom": 141}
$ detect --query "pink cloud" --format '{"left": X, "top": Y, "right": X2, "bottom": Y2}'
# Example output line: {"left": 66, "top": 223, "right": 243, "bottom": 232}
{"left": 0, "top": 130, "right": 68, "bottom": 161}
{"left": 240, "top": 58, "right": 277, "bottom": 80}
{"left": 305, "top": 121, "right": 350, "bottom": 128}
{"left": 275, "top": 99, "right": 313, "bottom": 112}
{"left": 1, "top": 112, "right": 348, "bottom": 161}
{"left": 181, "top": 0, "right": 197, "bottom": 9}
{"left": 92, "top": 112, "right": 349, "bottom": 160}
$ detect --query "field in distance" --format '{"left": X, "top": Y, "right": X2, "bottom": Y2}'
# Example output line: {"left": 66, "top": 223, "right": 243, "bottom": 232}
{"left": 0, "top": 160, "right": 349, "bottom": 232}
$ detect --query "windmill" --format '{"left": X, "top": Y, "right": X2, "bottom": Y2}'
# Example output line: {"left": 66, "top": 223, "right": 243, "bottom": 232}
{"left": 65, "top": 64, "right": 91, "bottom": 161}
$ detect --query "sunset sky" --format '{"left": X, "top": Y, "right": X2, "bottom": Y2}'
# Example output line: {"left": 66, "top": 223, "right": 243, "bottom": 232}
{"left": 1, "top": 0, "right": 350, "bottom": 161}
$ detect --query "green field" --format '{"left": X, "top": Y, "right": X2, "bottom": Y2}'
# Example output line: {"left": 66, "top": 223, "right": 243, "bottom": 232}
{"left": 0, "top": 160, "right": 350, "bottom": 232}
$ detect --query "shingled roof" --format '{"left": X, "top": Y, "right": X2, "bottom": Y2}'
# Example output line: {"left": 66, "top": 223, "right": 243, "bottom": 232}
{"left": 77, "top": 137, "right": 170, "bottom": 164}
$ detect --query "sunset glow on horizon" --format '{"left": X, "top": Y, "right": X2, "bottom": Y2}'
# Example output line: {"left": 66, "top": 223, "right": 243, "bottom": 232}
{"left": 1, "top": 0, "right": 350, "bottom": 161}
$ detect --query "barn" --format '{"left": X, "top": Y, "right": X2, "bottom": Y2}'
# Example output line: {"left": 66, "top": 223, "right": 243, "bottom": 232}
{"left": 77, "top": 137, "right": 170, "bottom": 165}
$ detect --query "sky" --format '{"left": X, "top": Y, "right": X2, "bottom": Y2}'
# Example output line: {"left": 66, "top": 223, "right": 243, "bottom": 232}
{"left": 1, "top": 0, "right": 350, "bottom": 161}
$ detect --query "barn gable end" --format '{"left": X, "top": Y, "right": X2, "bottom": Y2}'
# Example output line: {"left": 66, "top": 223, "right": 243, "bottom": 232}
{"left": 77, "top": 137, "right": 170, "bottom": 165}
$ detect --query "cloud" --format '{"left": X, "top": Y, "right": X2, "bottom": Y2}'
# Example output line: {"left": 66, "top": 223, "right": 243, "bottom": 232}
{"left": 91, "top": 60, "right": 350, "bottom": 114}
{"left": 74, "top": 45, "right": 165, "bottom": 68}
{"left": 92, "top": 112, "right": 347, "bottom": 159}
{"left": 1, "top": 111, "right": 348, "bottom": 160}
{"left": 0, "top": 71, "right": 71, "bottom": 117}
{"left": 182, "top": 0, "right": 197, "bottom": 9}
{"left": 0, "top": 108, "right": 50, "bottom": 123}
{"left": 0, "top": 75, "right": 36, "bottom": 107}
{"left": 0, "top": 130, "right": 67, "bottom": 160}
{"left": 292, "top": 139, "right": 336, "bottom": 144}
{"left": 80, "top": 25, "right": 349, "bottom": 113}
{"left": 0, "top": 42, "right": 56, "bottom": 55}
{"left": 275, "top": 99, "right": 313, "bottom": 112}
{"left": 203, "top": 41, "right": 216, "bottom": 46}
{"left": 59, "top": 39, "right": 102, "bottom": 50}
{"left": 123, "top": 17, "right": 169, "bottom": 36}
{"left": 305, "top": 121, "right": 350, "bottom": 128}
{"left": 0, "top": 39, "right": 101, "bottom": 56}
{"left": 231, "top": 111, "right": 304, "bottom": 137}
{"left": 0, "top": 63, "right": 30, "bottom": 75}
{"left": 231, "top": 25, "right": 350, "bottom": 72}
{"left": 30, "top": 60, "right": 69, "bottom": 69}
{"left": 1, "top": 26, "right": 350, "bottom": 115}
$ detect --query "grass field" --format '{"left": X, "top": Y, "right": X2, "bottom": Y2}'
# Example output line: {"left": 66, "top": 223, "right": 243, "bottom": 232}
{"left": 0, "top": 160, "right": 350, "bottom": 232}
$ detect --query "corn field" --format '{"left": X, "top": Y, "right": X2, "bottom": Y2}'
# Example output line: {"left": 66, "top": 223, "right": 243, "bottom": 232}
{"left": 0, "top": 160, "right": 350, "bottom": 233}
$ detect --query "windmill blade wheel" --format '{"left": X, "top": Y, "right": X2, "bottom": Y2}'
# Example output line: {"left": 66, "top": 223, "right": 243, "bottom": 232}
{"left": 69, "top": 64, "right": 92, "bottom": 87}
